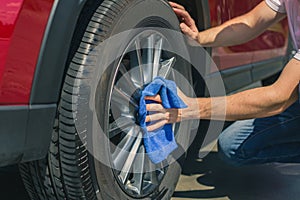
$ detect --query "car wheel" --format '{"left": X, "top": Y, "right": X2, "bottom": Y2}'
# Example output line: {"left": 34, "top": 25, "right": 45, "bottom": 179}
{"left": 19, "top": 0, "right": 194, "bottom": 199}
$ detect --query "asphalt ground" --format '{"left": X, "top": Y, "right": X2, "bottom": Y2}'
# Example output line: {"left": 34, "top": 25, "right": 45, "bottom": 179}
{"left": 172, "top": 149, "right": 300, "bottom": 200}
{"left": 0, "top": 165, "right": 29, "bottom": 200}
{"left": 171, "top": 121, "right": 300, "bottom": 200}
{"left": 1, "top": 122, "right": 300, "bottom": 200}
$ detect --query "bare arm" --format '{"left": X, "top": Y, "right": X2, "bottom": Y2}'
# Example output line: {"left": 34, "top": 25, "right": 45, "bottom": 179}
{"left": 145, "top": 2, "right": 294, "bottom": 131}
{"left": 170, "top": 1, "right": 286, "bottom": 47}
{"left": 197, "top": 59, "right": 300, "bottom": 121}
{"left": 146, "top": 59, "right": 300, "bottom": 131}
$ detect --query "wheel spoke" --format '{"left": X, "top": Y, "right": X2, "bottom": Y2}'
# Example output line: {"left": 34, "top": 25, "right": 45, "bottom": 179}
{"left": 158, "top": 57, "right": 176, "bottom": 79}
{"left": 128, "top": 66, "right": 144, "bottom": 89}
{"left": 118, "top": 63, "right": 139, "bottom": 94}
{"left": 109, "top": 116, "right": 135, "bottom": 139}
{"left": 118, "top": 129, "right": 143, "bottom": 184}
{"left": 148, "top": 161, "right": 159, "bottom": 186}
{"left": 127, "top": 146, "right": 145, "bottom": 195}
{"left": 127, "top": 39, "right": 144, "bottom": 88}
{"left": 112, "top": 127, "right": 138, "bottom": 170}
{"left": 112, "top": 86, "right": 138, "bottom": 109}
{"left": 143, "top": 34, "right": 155, "bottom": 84}
{"left": 134, "top": 39, "right": 143, "bottom": 69}
{"left": 153, "top": 37, "right": 163, "bottom": 78}
{"left": 135, "top": 39, "right": 145, "bottom": 86}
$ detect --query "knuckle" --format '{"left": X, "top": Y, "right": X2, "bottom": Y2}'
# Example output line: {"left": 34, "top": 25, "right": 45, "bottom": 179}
{"left": 156, "top": 105, "right": 161, "bottom": 110}
{"left": 165, "top": 113, "right": 170, "bottom": 120}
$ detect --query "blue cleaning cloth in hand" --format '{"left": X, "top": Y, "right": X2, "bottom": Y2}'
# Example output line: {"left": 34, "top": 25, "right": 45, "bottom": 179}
{"left": 139, "top": 77, "right": 187, "bottom": 164}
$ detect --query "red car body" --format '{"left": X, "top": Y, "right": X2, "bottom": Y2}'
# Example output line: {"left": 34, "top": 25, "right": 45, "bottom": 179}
{"left": 0, "top": 0, "right": 53, "bottom": 104}
{"left": 209, "top": 0, "right": 288, "bottom": 71}
{"left": 0, "top": 0, "right": 290, "bottom": 166}
{"left": 0, "top": 0, "right": 289, "bottom": 105}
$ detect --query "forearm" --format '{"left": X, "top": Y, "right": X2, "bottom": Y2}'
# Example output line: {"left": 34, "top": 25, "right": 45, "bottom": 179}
{"left": 183, "top": 87, "right": 295, "bottom": 121}
{"left": 197, "top": 2, "right": 285, "bottom": 47}
{"left": 198, "top": 15, "right": 262, "bottom": 47}
{"left": 198, "top": 86, "right": 297, "bottom": 121}
{"left": 200, "top": 59, "right": 300, "bottom": 121}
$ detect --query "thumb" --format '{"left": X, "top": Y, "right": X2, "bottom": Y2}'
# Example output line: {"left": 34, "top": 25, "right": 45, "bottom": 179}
{"left": 180, "top": 23, "right": 197, "bottom": 40}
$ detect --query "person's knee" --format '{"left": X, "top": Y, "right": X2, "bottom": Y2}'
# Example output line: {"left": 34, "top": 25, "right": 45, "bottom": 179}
{"left": 217, "top": 120, "right": 258, "bottom": 166}
{"left": 218, "top": 134, "right": 245, "bottom": 167}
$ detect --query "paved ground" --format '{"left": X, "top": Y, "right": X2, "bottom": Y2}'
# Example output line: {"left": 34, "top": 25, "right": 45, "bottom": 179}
{"left": 0, "top": 165, "right": 29, "bottom": 200}
{"left": 1, "top": 123, "right": 300, "bottom": 200}
{"left": 171, "top": 121, "right": 300, "bottom": 200}
{"left": 172, "top": 150, "right": 300, "bottom": 200}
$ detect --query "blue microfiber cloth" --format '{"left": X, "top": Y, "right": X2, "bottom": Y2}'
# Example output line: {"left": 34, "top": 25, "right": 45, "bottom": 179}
{"left": 139, "top": 77, "right": 187, "bottom": 164}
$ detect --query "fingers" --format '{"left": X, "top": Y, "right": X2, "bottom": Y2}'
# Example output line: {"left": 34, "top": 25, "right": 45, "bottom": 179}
{"left": 147, "top": 120, "right": 168, "bottom": 132}
{"left": 180, "top": 23, "right": 193, "bottom": 36}
{"left": 146, "top": 109, "right": 180, "bottom": 131}
{"left": 179, "top": 23, "right": 198, "bottom": 41}
{"left": 173, "top": 8, "right": 195, "bottom": 27}
{"left": 172, "top": 7, "right": 198, "bottom": 40}
{"left": 169, "top": 2, "right": 185, "bottom": 10}
{"left": 146, "top": 105, "right": 179, "bottom": 123}
{"left": 145, "top": 95, "right": 162, "bottom": 103}
{"left": 169, "top": 2, "right": 198, "bottom": 35}
{"left": 144, "top": 92, "right": 182, "bottom": 131}
{"left": 145, "top": 112, "right": 168, "bottom": 123}
{"left": 145, "top": 103, "right": 166, "bottom": 123}
{"left": 146, "top": 103, "right": 164, "bottom": 112}
{"left": 145, "top": 103, "right": 168, "bottom": 131}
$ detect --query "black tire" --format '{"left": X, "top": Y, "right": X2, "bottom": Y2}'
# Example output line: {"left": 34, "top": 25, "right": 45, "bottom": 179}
{"left": 20, "top": 0, "right": 195, "bottom": 199}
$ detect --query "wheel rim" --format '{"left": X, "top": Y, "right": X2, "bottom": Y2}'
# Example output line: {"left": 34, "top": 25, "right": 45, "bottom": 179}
{"left": 107, "top": 30, "right": 178, "bottom": 197}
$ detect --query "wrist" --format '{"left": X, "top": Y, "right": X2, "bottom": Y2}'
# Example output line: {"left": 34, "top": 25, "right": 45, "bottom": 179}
{"left": 181, "top": 97, "right": 200, "bottom": 120}
{"left": 198, "top": 98, "right": 212, "bottom": 120}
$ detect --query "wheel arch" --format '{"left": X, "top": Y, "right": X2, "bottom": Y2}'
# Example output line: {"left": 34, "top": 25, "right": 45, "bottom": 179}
{"left": 15, "top": 0, "right": 105, "bottom": 164}
{"left": 30, "top": 0, "right": 105, "bottom": 104}
{"left": 30, "top": 0, "right": 212, "bottom": 104}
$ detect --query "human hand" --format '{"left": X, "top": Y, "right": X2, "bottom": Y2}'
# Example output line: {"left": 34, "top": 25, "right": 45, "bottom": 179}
{"left": 169, "top": 2, "right": 199, "bottom": 41}
{"left": 145, "top": 88, "right": 190, "bottom": 132}
{"left": 145, "top": 95, "right": 182, "bottom": 132}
